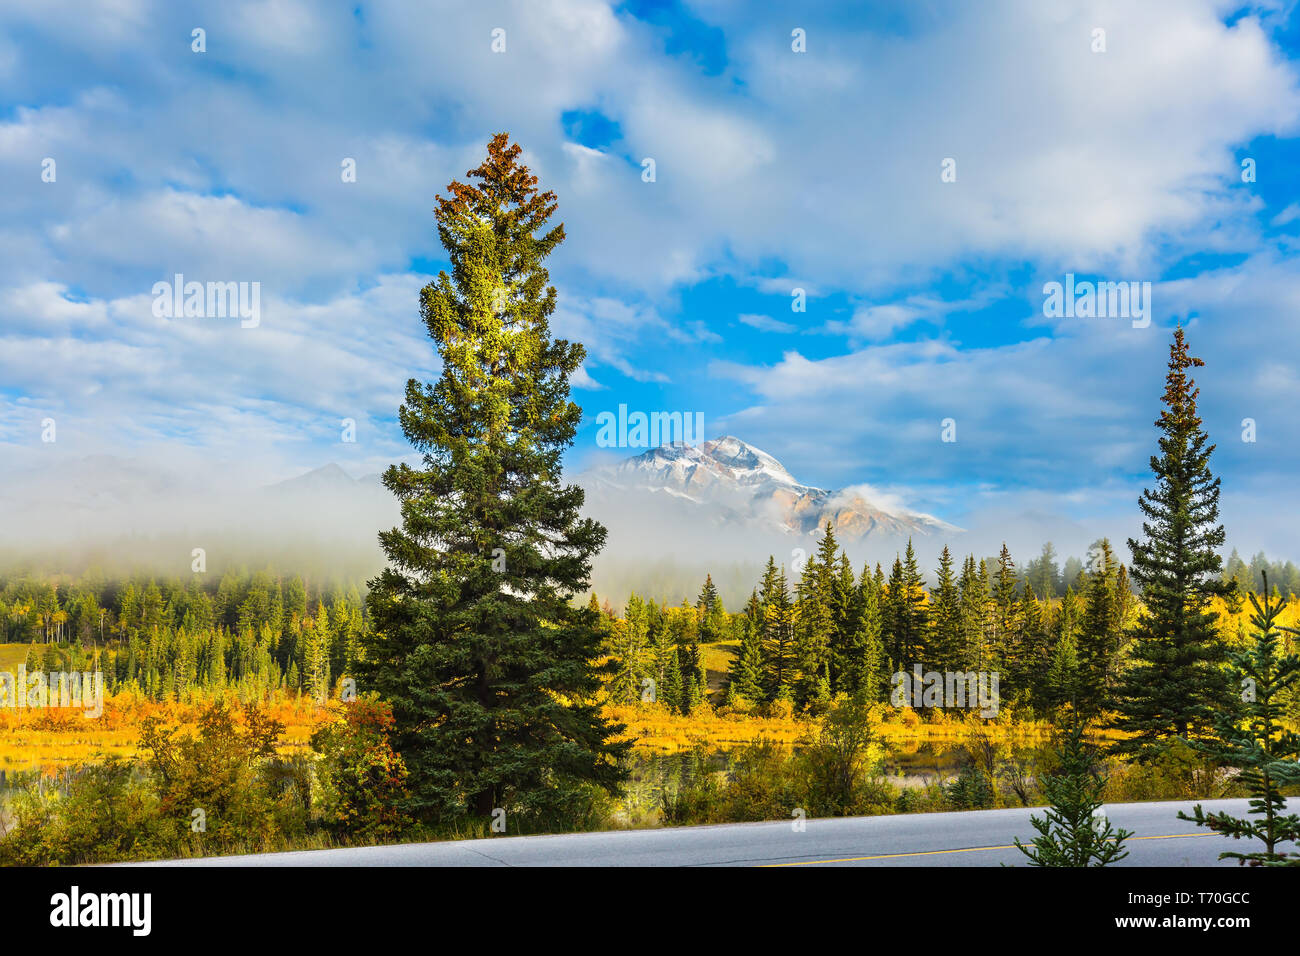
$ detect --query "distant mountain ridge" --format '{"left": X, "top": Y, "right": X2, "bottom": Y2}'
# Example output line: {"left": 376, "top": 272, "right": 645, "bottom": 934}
{"left": 582, "top": 436, "right": 959, "bottom": 542}
{"left": 267, "top": 463, "right": 384, "bottom": 494}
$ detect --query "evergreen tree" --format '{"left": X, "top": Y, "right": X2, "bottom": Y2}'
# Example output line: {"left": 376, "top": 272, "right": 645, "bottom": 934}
{"left": 1178, "top": 580, "right": 1300, "bottom": 865}
{"left": 1027, "top": 542, "right": 1062, "bottom": 599}
{"left": 1116, "top": 327, "right": 1232, "bottom": 757}
{"left": 883, "top": 541, "right": 928, "bottom": 670}
{"left": 958, "top": 556, "right": 991, "bottom": 672}
{"left": 930, "top": 546, "right": 962, "bottom": 672}
{"left": 794, "top": 535, "right": 835, "bottom": 709}
{"left": 884, "top": 556, "right": 906, "bottom": 663}
{"left": 727, "top": 590, "right": 765, "bottom": 704}
{"left": 1015, "top": 720, "right": 1133, "bottom": 867}
{"left": 839, "top": 562, "right": 885, "bottom": 702}
{"left": 1045, "top": 629, "right": 1082, "bottom": 714}
{"left": 1015, "top": 582, "right": 1050, "bottom": 709}
{"left": 696, "top": 574, "right": 727, "bottom": 643}
{"left": 758, "top": 557, "right": 796, "bottom": 699}
{"left": 657, "top": 625, "right": 684, "bottom": 711}
{"left": 304, "top": 602, "right": 331, "bottom": 702}
{"left": 829, "top": 552, "right": 858, "bottom": 693}
{"left": 680, "top": 642, "right": 706, "bottom": 714}
{"left": 1076, "top": 539, "right": 1122, "bottom": 717}
{"left": 608, "top": 594, "right": 650, "bottom": 704}
{"left": 361, "top": 134, "right": 629, "bottom": 822}
{"left": 990, "top": 543, "right": 1019, "bottom": 677}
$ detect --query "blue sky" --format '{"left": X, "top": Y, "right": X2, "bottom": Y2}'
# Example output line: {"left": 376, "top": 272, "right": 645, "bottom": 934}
{"left": 2, "top": 0, "right": 1300, "bottom": 558}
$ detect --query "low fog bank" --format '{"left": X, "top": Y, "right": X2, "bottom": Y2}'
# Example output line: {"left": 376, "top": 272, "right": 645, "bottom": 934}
{"left": 0, "top": 455, "right": 1279, "bottom": 607}
{"left": 0, "top": 455, "right": 395, "bottom": 583}
{"left": 581, "top": 479, "right": 1147, "bottom": 611}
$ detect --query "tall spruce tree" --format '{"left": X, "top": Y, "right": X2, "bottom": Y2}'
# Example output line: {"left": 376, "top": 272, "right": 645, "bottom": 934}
{"left": 843, "top": 562, "right": 885, "bottom": 702}
{"left": 794, "top": 527, "right": 838, "bottom": 709}
{"left": 680, "top": 642, "right": 706, "bottom": 714}
{"left": 727, "top": 590, "right": 766, "bottom": 704}
{"left": 1077, "top": 539, "right": 1122, "bottom": 717}
{"left": 655, "top": 615, "right": 684, "bottom": 712}
{"left": 884, "top": 541, "right": 929, "bottom": 670}
{"left": 958, "top": 556, "right": 992, "bottom": 672}
{"left": 608, "top": 594, "right": 651, "bottom": 704}
{"left": 696, "top": 574, "right": 727, "bottom": 643}
{"left": 1016, "top": 583, "right": 1050, "bottom": 709}
{"left": 1028, "top": 542, "right": 1062, "bottom": 599}
{"left": 362, "top": 134, "right": 629, "bottom": 823}
{"left": 1116, "top": 327, "right": 1231, "bottom": 757}
{"left": 759, "top": 557, "right": 796, "bottom": 699}
{"left": 931, "top": 546, "right": 962, "bottom": 672}
{"left": 990, "top": 543, "right": 1019, "bottom": 678}
{"left": 829, "top": 551, "right": 858, "bottom": 693}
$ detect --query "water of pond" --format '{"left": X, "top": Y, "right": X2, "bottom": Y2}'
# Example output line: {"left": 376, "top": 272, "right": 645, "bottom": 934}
{"left": 618, "top": 741, "right": 1034, "bottom": 822}
{"left": 1, "top": 741, "right": 1058, "bottom": 818}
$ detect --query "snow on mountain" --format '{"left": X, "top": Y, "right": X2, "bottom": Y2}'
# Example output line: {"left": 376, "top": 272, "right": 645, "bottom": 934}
{"left": 583, "top": 436, "right": 959, "bottom": 542}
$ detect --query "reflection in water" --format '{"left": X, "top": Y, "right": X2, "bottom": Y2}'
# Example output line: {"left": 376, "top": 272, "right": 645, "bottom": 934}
{"left": 620, "top": 743, "right": 970, "bottom": 823}
{"left": 620, "top": 735, "right": 1059, "bottom": 824}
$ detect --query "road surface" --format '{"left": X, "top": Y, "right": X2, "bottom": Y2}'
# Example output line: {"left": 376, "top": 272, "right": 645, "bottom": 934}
{"left": 138, "top": 798, "right": 1277, "bottom": 866}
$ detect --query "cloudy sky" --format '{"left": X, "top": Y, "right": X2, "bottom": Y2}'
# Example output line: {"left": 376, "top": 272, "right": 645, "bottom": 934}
{"left": 2, "top": 0, "right": 1299, "bottom": 559}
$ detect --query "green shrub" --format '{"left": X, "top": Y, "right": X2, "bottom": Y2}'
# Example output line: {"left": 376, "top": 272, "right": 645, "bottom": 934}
{"left": 0, "top": 761, "right": 163, "bottom": 865}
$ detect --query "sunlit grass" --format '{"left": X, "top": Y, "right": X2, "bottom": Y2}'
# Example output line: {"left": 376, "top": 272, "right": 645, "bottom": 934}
{"left": 0, "top": 691, "right": 330, "bottom": 774}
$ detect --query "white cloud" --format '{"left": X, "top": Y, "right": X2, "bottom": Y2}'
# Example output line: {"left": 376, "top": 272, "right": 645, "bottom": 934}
{"left": 738, "top": 313, "right": 797, "bottom": 333}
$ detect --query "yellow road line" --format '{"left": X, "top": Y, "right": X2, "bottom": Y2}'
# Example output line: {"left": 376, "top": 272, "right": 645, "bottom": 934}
{"left": 761, "top": 832, "right": 1217, "bottom": 866}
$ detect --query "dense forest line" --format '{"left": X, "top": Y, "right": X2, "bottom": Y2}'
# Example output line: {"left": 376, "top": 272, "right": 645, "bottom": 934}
{"left": 599, "top": 533, "right": 1300, "bottom": 722}
{"left": 0, "top": 570, "right": 366, "bottom": 702}
{"left": 1, "top": 534, "right": 1293, "bottom": 724}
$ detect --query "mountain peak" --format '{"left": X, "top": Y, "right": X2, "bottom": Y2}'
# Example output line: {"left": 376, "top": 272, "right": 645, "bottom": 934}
{"left": 585, "top": 436, "right": 958, "bottom": 542}
{"left": 699, "top": 436, "right": 797, "bottom": 483}
{"left": 269, "top": 463, "right": 358, "bottom": 492}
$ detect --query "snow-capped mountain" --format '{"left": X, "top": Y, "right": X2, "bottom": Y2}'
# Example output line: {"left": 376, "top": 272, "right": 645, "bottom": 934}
{"left": 582, "top": 436, "right": 959, "bottom": 542}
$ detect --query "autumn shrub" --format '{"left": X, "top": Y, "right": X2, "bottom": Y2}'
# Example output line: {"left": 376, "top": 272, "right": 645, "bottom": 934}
{"left": 310, "top": 697, "right": 410, "bottom": 842}
{"left": 720, "top": 740, "right": 802, "bottom": 821}
{"left": 658, "top": 744, "right": 795, "bottom": 825}
{"left": 659, "top": 749, "right": 727, "bottom": 824}
{"left": 0, "top": 699, "right": 329, "bottom": 864}
{"left": 139, "top": 698, "right": 294, "bottom": 855}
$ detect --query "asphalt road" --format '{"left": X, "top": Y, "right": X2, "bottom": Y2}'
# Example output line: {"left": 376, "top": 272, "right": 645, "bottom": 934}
{"left": 139, "top": 798, "right": 1277, "bottom": 866}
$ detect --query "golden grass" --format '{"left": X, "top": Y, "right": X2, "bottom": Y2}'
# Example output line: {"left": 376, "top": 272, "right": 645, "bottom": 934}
{"left": 0, "top": 644, "right": 30, "bottom": 674}
{"left": 700, "top": 641, "right": 738, "bottom": 690}
{"left": 7, "top": 690, "right": 1074, "bottom": 772}
{"left": 0, "top": 691, "right": 332, "bottom": 775}
{"left": 603, "top": 701, "right": 1084, "bottom": 753}
{"left": 606, "top": 703, "right": 806, "bottom": 751}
